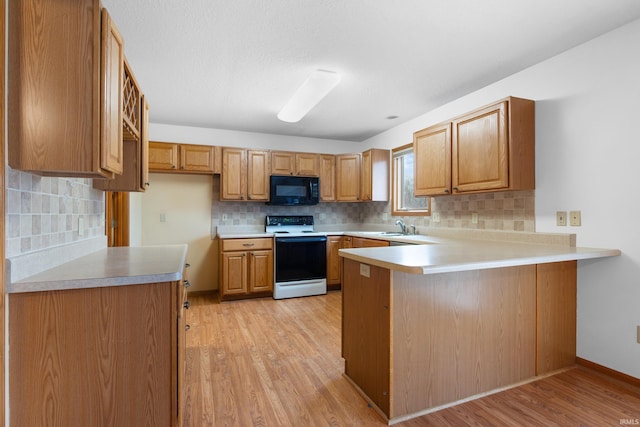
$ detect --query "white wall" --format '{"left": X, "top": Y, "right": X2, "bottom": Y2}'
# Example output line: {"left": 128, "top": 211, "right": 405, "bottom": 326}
{"left": 365, "top": 19, "right": 640, "bottom": 378}
{"left": 139, "top": 173, "right": 216, "bottom": 293}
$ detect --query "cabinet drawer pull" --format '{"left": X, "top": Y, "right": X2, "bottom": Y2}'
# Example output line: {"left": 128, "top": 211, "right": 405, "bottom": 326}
{"left": 242, "top": 243, "right": 255, "bottom": 247}
{"left": 184, "top": 300, "right": 191, "bottom": 309}
{"left": 443, "top": 188, "right": 450, "bottom": 193}
{"left": 185, "top": 324, "right": 190, "bottom": 331}
{"left": 184, "top": 280, "right": 191, "bottom": 288}
{"left": 185, "top": 263, "right": 191, "bottom": 268}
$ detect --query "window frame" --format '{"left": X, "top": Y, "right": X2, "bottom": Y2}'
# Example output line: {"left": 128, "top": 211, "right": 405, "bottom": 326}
{"left": 391, "top": 143, "right": 431, "bottom": 216}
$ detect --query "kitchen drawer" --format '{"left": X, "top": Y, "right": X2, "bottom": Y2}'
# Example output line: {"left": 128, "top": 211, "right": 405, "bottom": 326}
{"left": 221, "top": 238, "right": 273, "bottom": 252}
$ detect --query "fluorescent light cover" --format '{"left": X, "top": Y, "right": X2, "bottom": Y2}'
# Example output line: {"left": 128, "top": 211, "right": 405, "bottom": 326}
{"left": 277, "top": 69, "right": 341, "bottom": 123}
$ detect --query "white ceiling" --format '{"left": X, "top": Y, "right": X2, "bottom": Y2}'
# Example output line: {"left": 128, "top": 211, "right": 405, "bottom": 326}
{"left": 102, "top": 0, "right": 640, "bottom": 142}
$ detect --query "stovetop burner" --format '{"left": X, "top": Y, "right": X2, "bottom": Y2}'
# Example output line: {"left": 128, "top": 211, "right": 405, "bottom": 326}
{"left": 266, "top": 215, "right": 315, "bottom": 234}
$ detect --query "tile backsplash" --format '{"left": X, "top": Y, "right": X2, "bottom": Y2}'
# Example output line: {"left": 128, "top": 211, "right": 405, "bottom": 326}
{"left": 211, "top": 176, "right": 534, "bottom": 233}
{"left": 5, "top": 167, "right": 105, "bottom": 257}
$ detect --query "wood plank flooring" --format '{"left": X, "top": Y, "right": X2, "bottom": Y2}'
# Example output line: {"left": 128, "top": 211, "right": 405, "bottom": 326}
{"left": 183, "top": 291, "right": 640, "bottom": 426}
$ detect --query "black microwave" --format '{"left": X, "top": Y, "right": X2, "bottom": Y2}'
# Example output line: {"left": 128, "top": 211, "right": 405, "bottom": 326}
{"left": 268, "top": 175, "right": 320, "bottom": 206}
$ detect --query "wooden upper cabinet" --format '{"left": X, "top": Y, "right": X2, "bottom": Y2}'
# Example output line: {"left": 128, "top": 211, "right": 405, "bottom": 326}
{"left": 414, "top": 123, "right": 452, "bottom": 196}
{"left": 360, "top": 149, "right": 390, "bottom": 201}
{"left": 413, "top": 97, "right": 534, "bottom": 196}
{"left": 99, "top": 9, "right": 124, "bottom": 176}
{"left": 247, "top": 150, "right": 270, "bottom": 201}
{"left": 149, "top": 142, "right": 179, "bottom": 171}
{"left": 295, "top": 153, "right": 319, "bottom": 176}
{"left": 271, "top": 151, "right": 319, "bottom": 176}
{"left": 221, "top": 148, "right": 247, "bottom": 200}
{"left": 336, "top": 154, "right": 361, "bottom": 201}
{"left": 221, "top": 148, "right": 269, "bottom": 201}
{"left": 9, "top": 0, "right": 124, "bottom": 177}
{"left": 271, "top": 151, "right": 295, "bottom": 175}
{"left": 179, "top": 144, "right": 215, "bottom": 173}
{"left": 93, "top": 72, "right": 149, "bottom": 192}
{"left": 319, "top": 154, "right": 336, "bottom": 201}
{"left": 148, "top": 142, "right": 218, "bottom": 174}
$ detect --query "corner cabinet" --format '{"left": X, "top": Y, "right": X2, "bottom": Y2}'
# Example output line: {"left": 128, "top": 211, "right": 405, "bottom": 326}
{"left": 221, "top": 148, "right": 270, "bottom": 201}
{"left": 414, "top": 97, "right": 535, "bottom": 196}
{"left": 9, "top": 0, "right": 124, "bottom": 178}
{"left": 9, "top": 281, "right": 188, "bottom": 426}
{"left": 219, "top": 238, "right": 274, "bottom": 300}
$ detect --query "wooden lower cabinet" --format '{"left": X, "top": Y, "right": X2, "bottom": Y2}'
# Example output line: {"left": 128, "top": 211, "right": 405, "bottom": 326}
{"left": 9, "top": 281, "right": 186, "bottom": 427}
{"left": 219, "top": 238, "right": 273, "bottom": 300}
{"left": 342, "top": 259, "right": 577, "bottom": 423}
{"left": 326, "top": 236, "right": 343, "bottom": 289}
{"left": 351, "top": 237, "right": 390, "bottom": 248}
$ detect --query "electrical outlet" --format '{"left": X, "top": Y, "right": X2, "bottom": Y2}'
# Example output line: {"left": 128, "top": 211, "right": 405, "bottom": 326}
{"left": 78, "top": 217, "right": 84, "bottom": 236}
{"left": 556, "top": 211, "right": 567, "bottom": 226}
{"left": 471, "top": 213, "right": 479, "bottom": 224}
{"left": 432, "top": 212, "right": 440, "bottom": 223}
{"left": 160, "top": 213, "right": 167, "bottom": 222}
{"left": 569, "top": 210, "right": 581, "bottom": 226}
{"left": 222, "top": 213, "right": 228, "bottom": 221}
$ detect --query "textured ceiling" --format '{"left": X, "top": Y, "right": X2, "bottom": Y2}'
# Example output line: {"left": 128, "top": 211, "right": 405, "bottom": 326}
{"left": 102, "top": 0, "right": 640, "bottom": 142}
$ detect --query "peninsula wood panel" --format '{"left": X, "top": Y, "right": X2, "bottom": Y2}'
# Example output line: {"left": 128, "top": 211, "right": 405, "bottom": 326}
{"left": 536, "top": 261, "right": 577, "bottom": 374}
{"left": 342, "top": 259, "right": 391, "bottom": 416}
{"left": 9, "top": 282, "right": 177, "bottom": 427}
{"left": 390, "top": 265, "right": 537, "bottom": 419}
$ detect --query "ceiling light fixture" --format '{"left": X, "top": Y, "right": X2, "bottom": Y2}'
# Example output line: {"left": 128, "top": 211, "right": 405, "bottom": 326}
{"left": 277, "top": 69, "right": 341, "bottom": 123}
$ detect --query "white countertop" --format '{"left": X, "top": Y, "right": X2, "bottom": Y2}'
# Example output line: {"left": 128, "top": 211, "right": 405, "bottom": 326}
{"left": 8, "top": 245, "right": 188, "bottom": 293}
{"left": 339, "top": 238, "right": 621, "bottom": 275}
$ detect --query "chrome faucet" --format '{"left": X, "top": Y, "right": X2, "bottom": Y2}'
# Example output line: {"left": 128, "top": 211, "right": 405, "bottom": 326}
{"left": 395, "top": 219, "right": 407, "bottom": 234}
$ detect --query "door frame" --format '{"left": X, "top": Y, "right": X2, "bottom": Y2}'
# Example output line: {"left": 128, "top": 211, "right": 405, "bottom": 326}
{"left": 106, "top": 191, "right": 130, "bottom": 247}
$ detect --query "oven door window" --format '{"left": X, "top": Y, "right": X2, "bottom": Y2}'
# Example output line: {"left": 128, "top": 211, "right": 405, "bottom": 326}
{"left": 275, "top": 236, "right": 327, "bottom": 283}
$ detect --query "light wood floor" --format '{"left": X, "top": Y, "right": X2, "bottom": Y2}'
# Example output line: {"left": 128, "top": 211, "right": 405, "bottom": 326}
{"left": 183, "top": 291, "right": 640, "bottom": 426}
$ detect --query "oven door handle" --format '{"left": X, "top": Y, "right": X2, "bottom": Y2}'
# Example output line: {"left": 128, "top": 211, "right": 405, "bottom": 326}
{"left": 275, "top": 236, "right": 327, "bottom": 244}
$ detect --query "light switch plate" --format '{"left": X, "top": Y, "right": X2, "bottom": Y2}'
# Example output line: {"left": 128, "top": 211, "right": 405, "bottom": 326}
{"left": 570, "top": 211, "right": 581, "bottom": 226}
{"left": 432, "top": 212, "right": 440, "bottom": 223}
{"left": 556, "top": 211, "right": 567, "bottom": 226}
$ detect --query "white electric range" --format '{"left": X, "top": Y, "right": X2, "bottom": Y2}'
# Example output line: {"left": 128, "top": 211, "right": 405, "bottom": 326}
{"left": 266, "top": 215, "right": 327, "bottom": 299}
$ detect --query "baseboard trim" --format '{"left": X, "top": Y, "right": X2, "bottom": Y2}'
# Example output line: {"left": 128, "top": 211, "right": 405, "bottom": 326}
{"left": 576, "top": 357, "right": 640, "bottom": 388}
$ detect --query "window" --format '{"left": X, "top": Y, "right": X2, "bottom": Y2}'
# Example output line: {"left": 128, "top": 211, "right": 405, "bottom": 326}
{"left": 391, "top": 143, "right": 430, "bottom": 216}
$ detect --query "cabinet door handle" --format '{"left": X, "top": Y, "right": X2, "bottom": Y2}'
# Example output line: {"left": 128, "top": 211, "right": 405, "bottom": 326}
{"left": 242, "top": 243, "right": 255, "bottom": 247}
{"left": 443, "top": 188, "right": 450, "bottom": 193}
{"left": 242, "top": 253, "right": 247, "bottom": 257}
{"left": 185, "top": 324, "right": 190, "bottom": 331}
{"left": 185, "top": 263, "right": 191, "bottom": 268}
{"left": 453, "top": 187, "right": 458, "bottom": 192}
{"left": 184, "top": 300, "right": 191, "bottom": 309}
{"left": 184, "top": 280, "right": 191, "bottom": 288}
